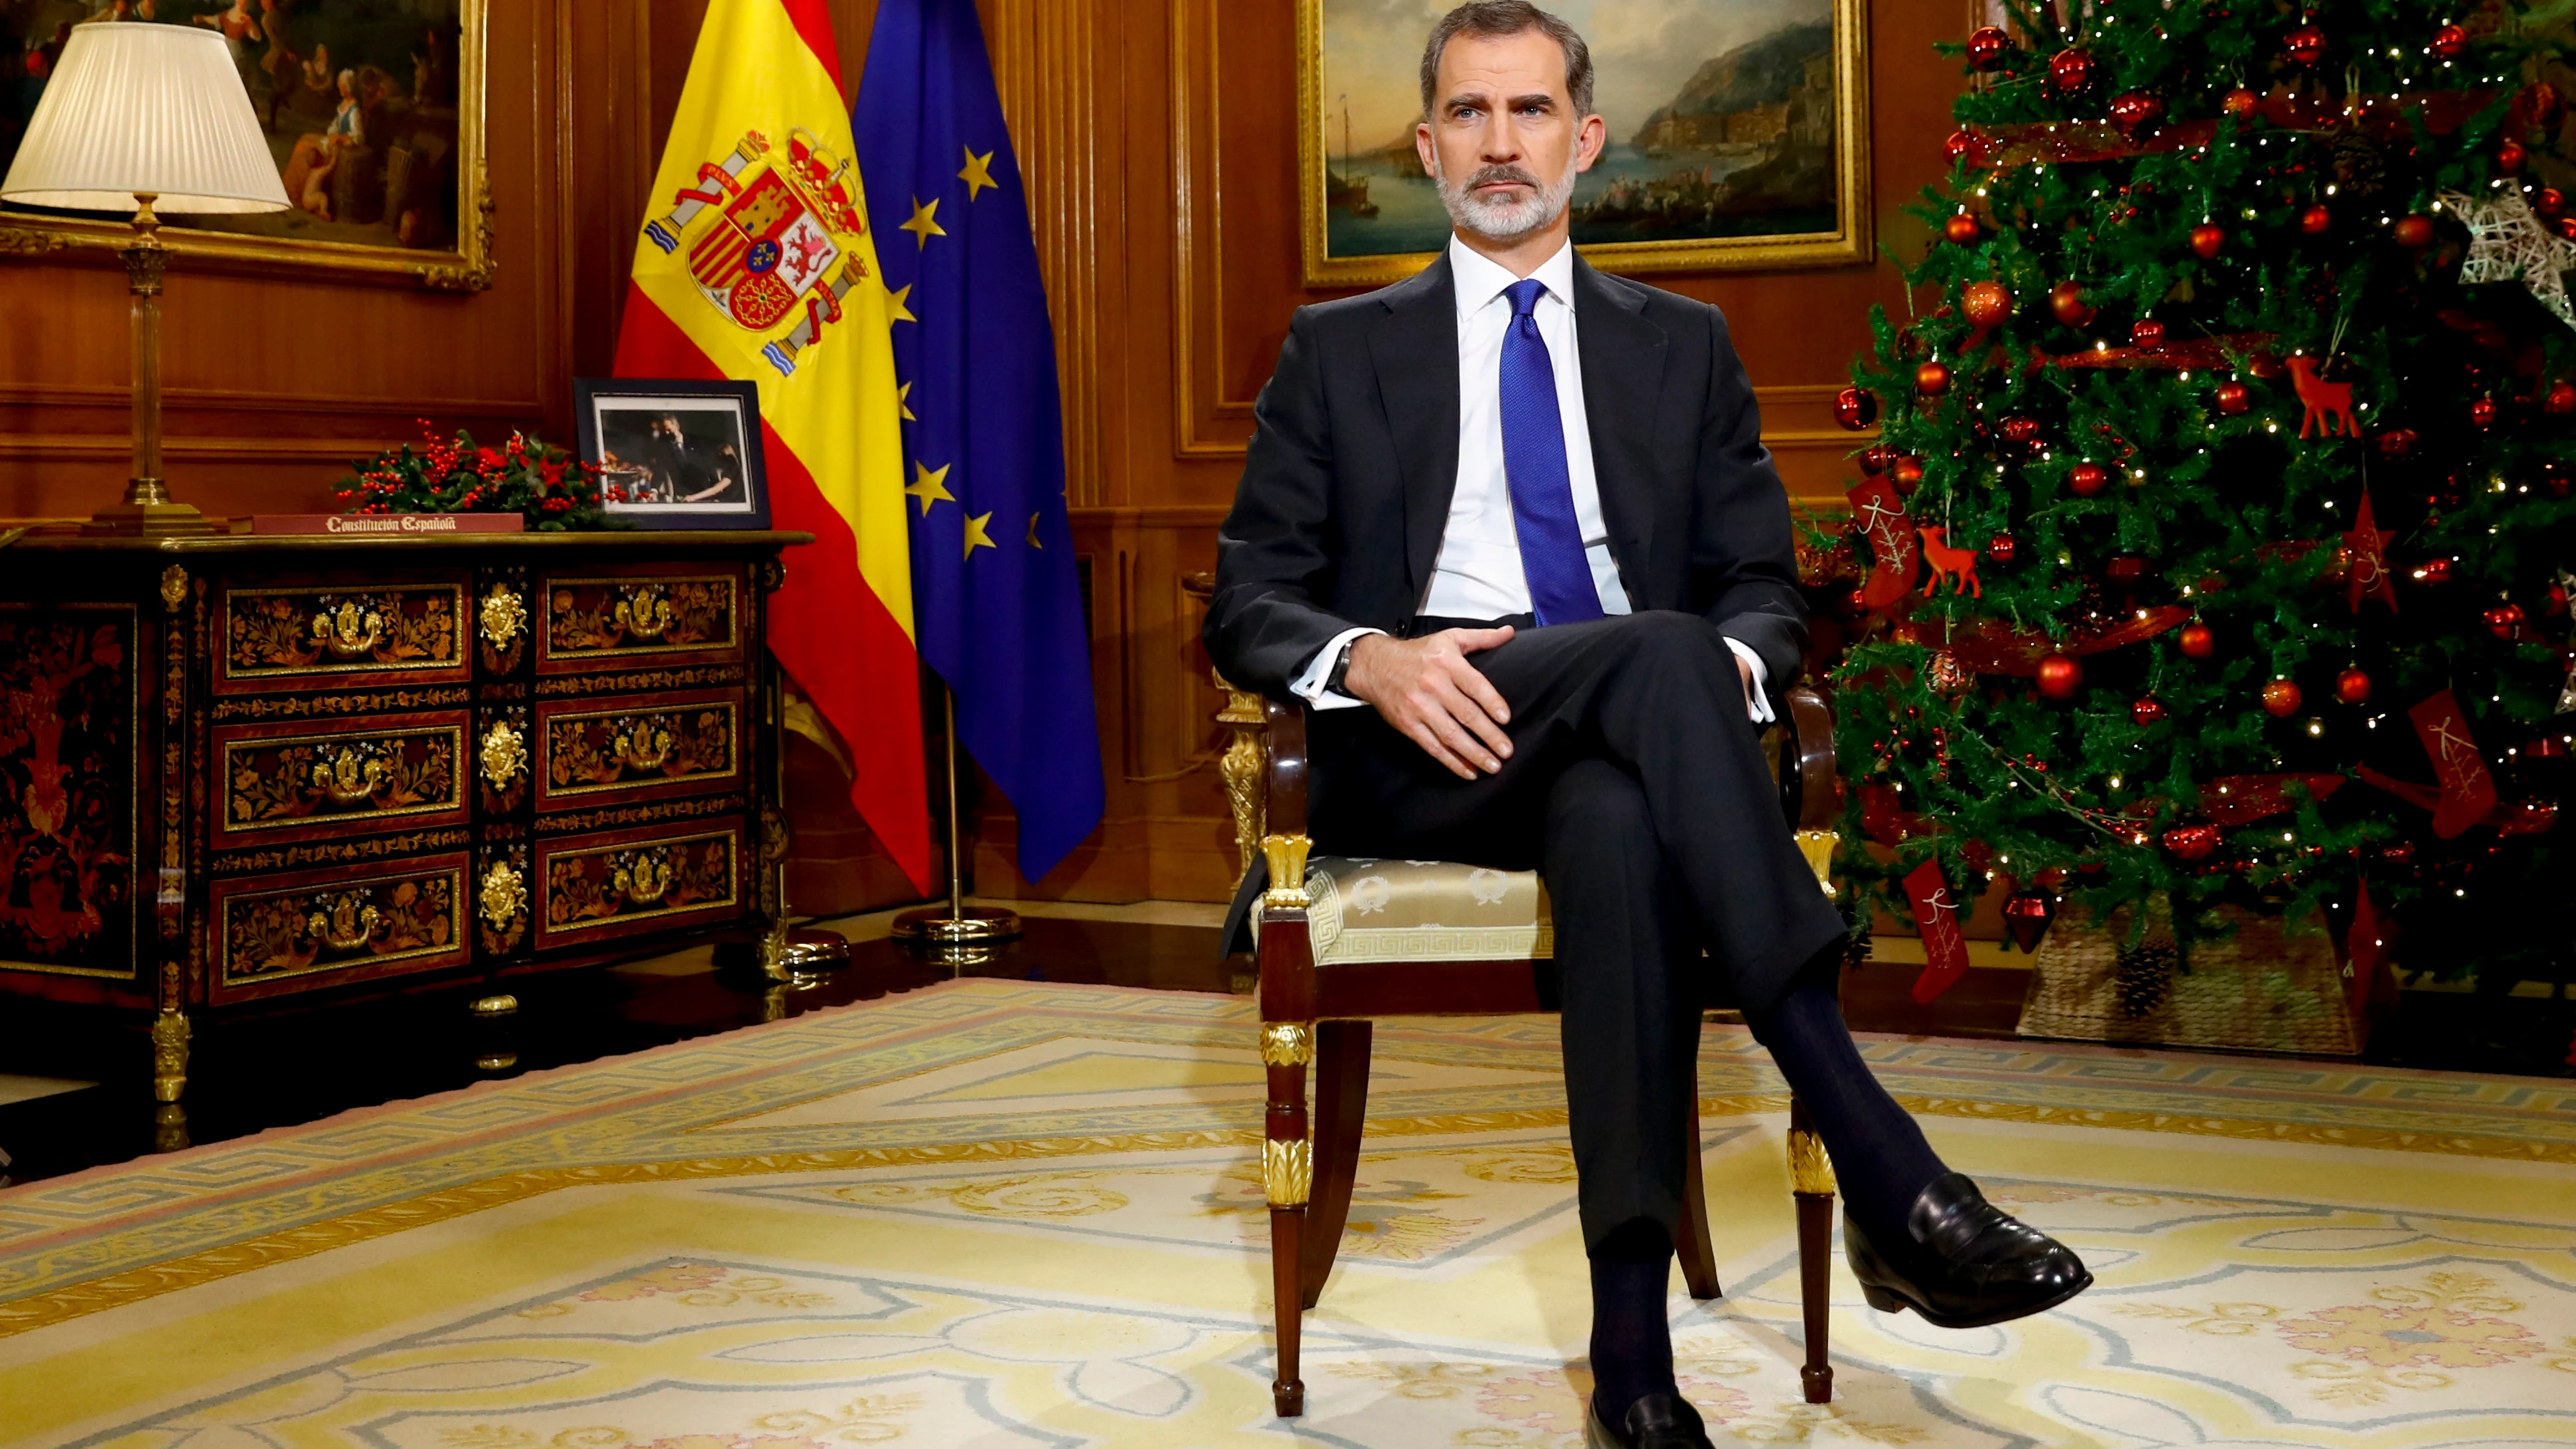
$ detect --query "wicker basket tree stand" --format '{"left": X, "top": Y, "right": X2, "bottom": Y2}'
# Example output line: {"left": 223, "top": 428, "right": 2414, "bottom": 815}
{"left": 2017, "top": 895, "right": 2363, "bottom": 1057}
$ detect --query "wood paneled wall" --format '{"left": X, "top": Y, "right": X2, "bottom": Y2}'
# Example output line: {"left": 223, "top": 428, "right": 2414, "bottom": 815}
{"left": 0, "top": 0, "right": 1964, "bottom": 909}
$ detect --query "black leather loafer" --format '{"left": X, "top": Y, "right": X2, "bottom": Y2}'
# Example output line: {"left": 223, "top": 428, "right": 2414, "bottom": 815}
{"left": 1584, "top": 1390, "right": 1713, "bottom": 1449}
{"left": 1844, "top": 1171, "right": 2093, "bottom": 1329}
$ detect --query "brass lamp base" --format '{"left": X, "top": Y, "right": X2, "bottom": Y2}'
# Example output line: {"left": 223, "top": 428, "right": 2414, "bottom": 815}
{"left": 891, "top": 905, "right": 1021, "bottom": 944}
{"left": 83, "top": 480, "right": 213, "bottom": 537}
{"left": 775, "top": 926, "right": 852, "bottom": 973}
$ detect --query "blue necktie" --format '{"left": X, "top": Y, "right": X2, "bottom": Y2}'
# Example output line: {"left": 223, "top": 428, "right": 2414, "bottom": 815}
{"left": 1499, "top": 278, "right": 1603, "bottom": 626}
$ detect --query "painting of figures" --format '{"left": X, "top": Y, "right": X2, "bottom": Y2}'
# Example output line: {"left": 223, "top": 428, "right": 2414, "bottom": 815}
{"left": 0, "top": 0, "right": 486, "bottom": 288}
{"left": 1300, "top": 0, "right": 1868, "bottom": 283}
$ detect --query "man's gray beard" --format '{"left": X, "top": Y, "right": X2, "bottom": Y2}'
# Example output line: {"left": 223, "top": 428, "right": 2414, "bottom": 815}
{"left": 1435, "top": 156, "right": 1579, "bottom": 243}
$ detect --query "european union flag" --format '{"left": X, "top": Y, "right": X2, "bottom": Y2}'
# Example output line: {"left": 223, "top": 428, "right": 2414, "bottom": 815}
{"left": 855, "top": 0, "right": 1104, "bottom": 881}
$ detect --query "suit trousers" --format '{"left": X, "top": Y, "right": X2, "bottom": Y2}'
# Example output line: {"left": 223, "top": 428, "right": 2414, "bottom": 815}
{"left": 1306, "top": 610, "right": 1849, "bottom": 1250}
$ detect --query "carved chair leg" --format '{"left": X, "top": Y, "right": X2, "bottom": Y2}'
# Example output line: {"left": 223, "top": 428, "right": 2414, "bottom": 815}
{"left": 1788, "top": 1095, "right": 1835, "bottom": 1405}
{"left": 1675, "top": 1102, "right": 1723, "bottom": 1301}
{"left": 1300, "top": 1019, "right": 1371, "bottom": 1308}
{"left": 1262, "top": 1020, "right": 1316, "bottom": 1417}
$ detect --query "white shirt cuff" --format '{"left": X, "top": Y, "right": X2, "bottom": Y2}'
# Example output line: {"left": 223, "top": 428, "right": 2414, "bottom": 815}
{"left": 1289, "top": 626, "right": 1387, "bottom": 710}
{"left": 1721, "top": 636, "right": 1775, "bottom": 724}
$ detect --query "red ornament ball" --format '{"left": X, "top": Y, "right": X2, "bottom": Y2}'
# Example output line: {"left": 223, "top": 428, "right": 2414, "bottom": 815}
{"left": 1944, "top": 129, "right": 1981, "bottom": 164}
{"left": 2377, "top": 427, "right": 2420, "bottom": 458}
{"left": 2035, "top": 866, "right": 2069, "bottom": 889}
{"left": 1987, "top": 533, "right": 2017, "bottom": 564}
{"left": 2050, "top": 280, "right": 2094, "bottom": 326}
{"left": 2486, "top": 603, "right": 2529, "bottom": 639}
{"left": 2335, "top": 667, "right": 2372, "bottom": 704}
{"left": 2222, "top": 86, "right": 2261, "bottom": 118}
{"left": 2069, "top": 461, "right": 2109, "bottom": 496}
{"left": 2420, "top": 557, "right": 2455, "bottom": 584}
{"left": 1892, "top": 454, "right": 1926, "bottom": 486}
{"left": 2215, "top": 379, "right": 2252, "bottom": 415}
{"left": 2001, "top": 414, "right": 2042, "bottom": 446}
{"left": 2283, "top": 22, "right": 2326, "bottom": 67}
{"left": 2036, "top": 653, "right": 2083, "bottom": 700}
{"left": 2133, "top": 696, "right": 2169, "bottom": 726}
{"left": 2108, "top": 90, "right": 2166, "bottom": 141}
{"left": 2471, "top": 396, "right": 2499, "bottom": 429}
{"left": 2393, "top": 214, "right": 2435, "bottom": 249}
{"left": 2300, "top": 204, "right": 2332, "bottom": 235}
{"left": 2048, "top": 47, "right": 2094, "bottom": 95}
{"left": 2190, "top": 222, "right": 2226, "bottom": 259}
{"left": 1966, "top": 25, "right": 2010, "bottom": 70}
{"left": 2131, "top": 318, "right": 2167, "bottom": 350}
{"left": 2499, "top": 139, "right": 2527, "bottom": 175}
{"left": 2432, "top": 22, "right": 2468, "bottom": 60}
{"left": 2559, "top": 216, "right": 2576, "bottom": 242}
{"left": 2545, "top": 460, "right": 2572, "bottom": 496}
{"left": 2379, "top": 839, "right": 2417, "bottom": 866}
{"left": 1915, "top": 360, "right": 1952, "bottom": 396}
{"left": 2539, "top": 189, "right": 2567, "bottom": 220}
{"left": 2162, "top": 824, "right": 2222, "bottom": 862}
{"left": 1859, "top": 443, "right": 1892, "bottom": 474}
{"left": 2263, "top": 679, "right": 2303, "bottom": 717}
{"left": 1833, "top": 386, "right": 1878, "bottom": 430}
{"left": 1963, "top": 280, "right": 2013, "bottom": 328}
{"left": 2178, "top": 621, "right": 2216, "bottom": 658}
{"left": 1943, "top": 212, "right": 1982, "bottom": 245}
{"left": 2545, "top": 379, "right": 2576, "bottom": 415}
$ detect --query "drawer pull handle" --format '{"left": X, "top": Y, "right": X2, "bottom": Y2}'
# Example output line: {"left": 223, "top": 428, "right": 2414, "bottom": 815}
{"left": 306, "top": 893, "right": 382, "bottom": 952}
{"left": 612, "top": 849, "right": 676, "bottom": 905}
{"left": 311, "top": 743, "right": 391, "bottom": 805}
{"left": 615, "top": 718, "right": 676, "bottom": 772}
{"left": 311, "top": 601, "right": 386, "bottom": 659}
{"left": 615, "top": 588, "right": 676, "bottom": 641}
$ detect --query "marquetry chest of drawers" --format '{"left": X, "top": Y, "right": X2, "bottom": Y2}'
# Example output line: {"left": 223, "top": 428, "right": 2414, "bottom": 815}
{"left": 0, "top": 529, "right": 810, "bottom": 1099}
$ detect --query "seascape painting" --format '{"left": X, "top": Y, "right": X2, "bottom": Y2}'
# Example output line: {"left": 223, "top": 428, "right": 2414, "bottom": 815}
{"left": 0, "top": 0, "right": 486, "bottom": 287}
{"left": 1300, "top": 0, "right": 1868, "bottom": 283}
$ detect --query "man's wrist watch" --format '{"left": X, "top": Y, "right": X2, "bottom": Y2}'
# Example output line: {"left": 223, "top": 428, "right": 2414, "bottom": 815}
{"left": 1324, "top": 639, "right": 1359, "bottom": 697}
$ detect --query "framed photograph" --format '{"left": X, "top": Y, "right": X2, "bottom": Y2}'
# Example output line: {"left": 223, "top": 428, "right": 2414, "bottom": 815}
{"left": 0, "top": 0, "right": 490, "bottom": 290}
{"left": 575, "top": 379, "right": 771, "bottom": 531}
{"left": 1297, "top": 0, "right": 1870, "bottom": 286}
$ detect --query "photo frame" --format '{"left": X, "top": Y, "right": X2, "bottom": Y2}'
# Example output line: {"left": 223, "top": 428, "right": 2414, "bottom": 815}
{"left": 0, "top": 0, "right": 490, "bottom": 291}
{"left": 1297, "top": 0, "right": 1871, "bottom": 286}
{"left": 574, "top": 379, "right": 772, "bottom": 531}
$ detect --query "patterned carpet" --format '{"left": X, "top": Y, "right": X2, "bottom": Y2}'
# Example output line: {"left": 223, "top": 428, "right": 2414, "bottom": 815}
{"left": 2, "top": 979, "right": 2572, "bottom": 1447}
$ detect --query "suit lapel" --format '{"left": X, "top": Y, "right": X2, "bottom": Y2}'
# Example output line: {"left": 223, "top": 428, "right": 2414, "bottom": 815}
{"left": 1573, "top": 255, "right": 1667, "bottom": 598}
{"left": 1366, "top": 253, "right": 1461, "bottom": 611}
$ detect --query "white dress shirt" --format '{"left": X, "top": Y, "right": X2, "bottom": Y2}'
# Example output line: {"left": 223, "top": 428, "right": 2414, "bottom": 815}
{"left": 1290, "top": 235, "right": 1771, "bottom": 722}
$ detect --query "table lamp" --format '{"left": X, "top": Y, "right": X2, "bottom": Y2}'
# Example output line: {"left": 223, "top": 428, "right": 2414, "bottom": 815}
{"left": 0, "top": 22, "right": 290, "bottom": 536}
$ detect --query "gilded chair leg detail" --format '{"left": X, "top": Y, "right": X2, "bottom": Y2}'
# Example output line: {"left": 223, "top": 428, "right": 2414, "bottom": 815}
{"left": 1789, "top": 1097, "right": 1835, "bottom": 1404}
{"left": 1263, "top": 1022, "right": 1314, "bottom": 1417}
{"left": 1300, "top": 1019, "right": 1371, "bottom": 1309}
{"left": 1676, "top": 1105, "right": 1722, "bottom": 1301}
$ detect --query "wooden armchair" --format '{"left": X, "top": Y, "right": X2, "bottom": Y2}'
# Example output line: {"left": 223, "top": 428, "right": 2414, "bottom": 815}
{"left": 1218, "top": 679, "right": 1847, "bottom": 1418}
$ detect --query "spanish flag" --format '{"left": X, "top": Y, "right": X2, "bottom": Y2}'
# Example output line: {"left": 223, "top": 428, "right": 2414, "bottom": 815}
{"left": 613, "top": 0, "right": 930, "bottom": 892}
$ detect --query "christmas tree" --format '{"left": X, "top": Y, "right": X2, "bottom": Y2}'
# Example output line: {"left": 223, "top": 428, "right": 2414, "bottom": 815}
{"left": 1829, "top": 1, "right": 2576, "bottom": 994}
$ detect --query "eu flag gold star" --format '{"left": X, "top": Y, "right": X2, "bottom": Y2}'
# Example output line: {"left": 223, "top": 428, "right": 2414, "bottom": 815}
{"left": 960, "top": 145, "right": 998, "bottom": 201}
{"left": 1026, "top": 511, "right": 1043, "bottom": 548}
{"left": 897, "top": 381, "right": 916, "bottom": 422}
{"left": 900, "top": 196, "right": 946, "bottom": 248}
{"left": 905, "top": 460, "right": 955, "bottom": 516}
{"left": 962, "top": 510, "right": 998, "bottom": 560}
{"left": 888, "top": 283, "right": 916, "bottom": 324}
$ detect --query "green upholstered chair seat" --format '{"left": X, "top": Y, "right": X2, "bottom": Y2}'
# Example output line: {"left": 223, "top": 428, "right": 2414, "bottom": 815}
{"left": 1258, "top": 856, "right": 1553, "bottom": 965}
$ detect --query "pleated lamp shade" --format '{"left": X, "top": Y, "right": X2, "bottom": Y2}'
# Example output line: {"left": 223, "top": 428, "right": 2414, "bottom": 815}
{"left": 1, "top": 22, "right": 289, "bottom": 215}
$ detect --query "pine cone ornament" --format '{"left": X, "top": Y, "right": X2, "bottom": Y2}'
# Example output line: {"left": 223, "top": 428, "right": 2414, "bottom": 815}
{"left": 2330, "top": 130, "right": 2388, "bottom": 198}
{"left": 2113, "top": 939, "right": 2177, "bottom": 1016}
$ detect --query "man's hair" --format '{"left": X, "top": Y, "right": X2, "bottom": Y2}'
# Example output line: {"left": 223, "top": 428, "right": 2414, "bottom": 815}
{"left": 1418, "top": 1, "right": 1594, "bottom": 122}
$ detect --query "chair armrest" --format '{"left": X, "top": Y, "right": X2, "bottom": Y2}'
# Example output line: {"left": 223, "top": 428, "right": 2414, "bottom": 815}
{"left": 1264, "top": 697, "right": 1310, "bottom": 837}
{"left": 1778, "top": 684, "right": 1842, "bottom": 832}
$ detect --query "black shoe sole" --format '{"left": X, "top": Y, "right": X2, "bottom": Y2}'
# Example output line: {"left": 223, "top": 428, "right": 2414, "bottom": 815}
{"left": 1859, "top": 1267, "right": 2094, "bottom": 1329}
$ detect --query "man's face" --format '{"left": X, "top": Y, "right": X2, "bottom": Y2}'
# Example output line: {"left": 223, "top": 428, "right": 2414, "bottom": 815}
{"left": 1416, "top": 29, "right": 1603, "bottom": 244}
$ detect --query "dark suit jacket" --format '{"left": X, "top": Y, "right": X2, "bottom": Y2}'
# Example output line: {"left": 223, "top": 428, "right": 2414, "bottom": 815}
{"left": 1201, "top": 248, "right": 1809, "bottom": 699}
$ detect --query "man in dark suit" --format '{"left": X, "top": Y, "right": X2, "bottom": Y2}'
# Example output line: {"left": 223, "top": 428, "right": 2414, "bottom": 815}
{"left": 1203, "top": 6, "right": 2089, "bottom": 1446}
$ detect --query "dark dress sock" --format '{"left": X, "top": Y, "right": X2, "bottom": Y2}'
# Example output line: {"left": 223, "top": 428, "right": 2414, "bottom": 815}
{"left": 1587, "top": 1217, "right": 1677, "bottom": 1425}
{"left": 1745, "top": 979, "right": 1948, "bottom": 1245}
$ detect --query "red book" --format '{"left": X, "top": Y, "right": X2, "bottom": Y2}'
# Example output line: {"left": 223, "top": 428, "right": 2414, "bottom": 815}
{"left": 250, "top": 513, "right": 525, "bottom": 537}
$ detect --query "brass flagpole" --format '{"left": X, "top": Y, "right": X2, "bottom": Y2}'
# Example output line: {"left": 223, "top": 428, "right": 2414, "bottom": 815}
{"left": 893, "top": 681, "right": 1020, "bottom": 961}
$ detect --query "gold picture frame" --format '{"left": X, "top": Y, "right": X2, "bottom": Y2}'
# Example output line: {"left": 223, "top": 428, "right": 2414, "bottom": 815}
{"left": 1297, "top": 0, "right": 1872, "bottom": 286}
{"left": 0, "top": 0, "right": 491, "bottom": 291}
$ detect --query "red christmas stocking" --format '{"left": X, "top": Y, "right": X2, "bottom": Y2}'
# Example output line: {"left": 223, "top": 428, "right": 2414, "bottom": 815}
{"left": 1904, "top": 858, "right": 1971, "bottom": 1004}
{"left": 2408, "top": 690, "right": 2498, "bottom": 839}
{"left": 1848, "top": 478, "right": 1919, "bottom": 610}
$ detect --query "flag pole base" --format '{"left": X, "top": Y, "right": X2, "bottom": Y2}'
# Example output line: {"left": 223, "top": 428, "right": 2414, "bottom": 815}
{"left": 891, "top": 905, "right": 1021, "bottom": 944}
